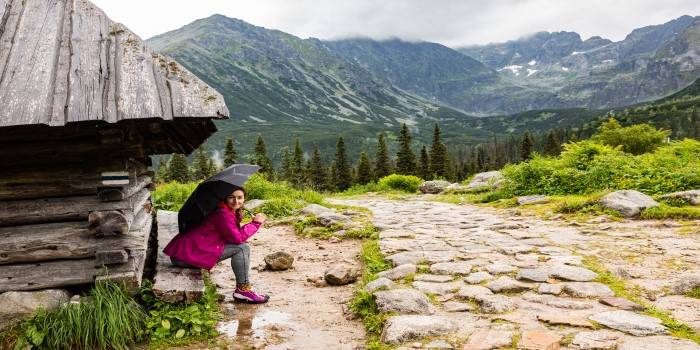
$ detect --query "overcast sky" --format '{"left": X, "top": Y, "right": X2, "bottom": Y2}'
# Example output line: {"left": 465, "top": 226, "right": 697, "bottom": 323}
{"left": 91, "top": 0, "right": 699, "bottom": 47}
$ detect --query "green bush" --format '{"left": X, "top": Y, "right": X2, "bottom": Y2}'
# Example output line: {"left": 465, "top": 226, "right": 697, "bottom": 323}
{"left": 377, "top": 174, "right": 423, "bottom": 193}
{"left": 593, "top": 117, "right": 670, "bottom": 155}
{"left": 152, "top": 182, "right": 199, "bottom": 211}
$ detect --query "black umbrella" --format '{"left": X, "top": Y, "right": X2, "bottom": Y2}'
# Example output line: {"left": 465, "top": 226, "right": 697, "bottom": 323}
{"left": 177, "top": 164, "right": 261, "bottom": 234}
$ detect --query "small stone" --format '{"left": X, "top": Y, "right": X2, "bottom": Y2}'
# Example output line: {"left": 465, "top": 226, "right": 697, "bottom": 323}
{"left": 563, "top": 282, "right": 614, "bottom": 298}
{"left": 425, "top": 339, "right": 454, "bottom": 349}
{"left": 599, "top": 297, "right": 644, "bottom": 311}
{"left": 549, "top": 265, "right": 597, "bottom": 282}
{"left": 365, "top": 278, "right": 397, "bottom": 292}
{"left": 415, "top": 274, "right": 454, "bottom": 283}
{"left": 378, "top": 264, "right": 417, "bottom": 280}
{"left": 537, "top": 284, "right": 562, "bottom": 295}
{"left": 476, "top": 294, "right": 516, "bottom": 313}
{"left": 381, "top": 315, "right": 457, "bottom": 344}
{"left": 589, "top": 310, "right": 667, "bottom": 336}
{"left": 430, "top": 262, "right": 472, "bottom": 275}
{"left": 466, "top": 271, "right": 494, "bottom": 284}
{"left": 457, "top": 285, "right": 493, "bottom": 299}
{"left": 413, "top": 281, "right": 462, "bottom": 296}
{"left": 324, "top": 263, "right": 359, "bottom": 285}
{"left": 264, "top": 251, "right": 294, "bottom": 271}
{"left": 618, "top": 336, "right": 700, "bottom": 350}
{"left": 516, "top": 268, "right": 549, "bottom": 282}
{"left": 518, "top": 330, "right": 561, "bottom": 350}
{"left": 443, "top": 301, "right": 474, "bottom": 312}
{"left": 537, "top": 313, "right": 593, "bottom": 328}
{"left": 463, "top": 329, "right": 514, "bottom": 350}
{"left": 374, "top": 289, "right": 435, "bottom": 314}
{"left": 486, "top": 276, "right": 533, "bottom": 293}
{"left": 571, "top": 330, "right": 620, "bottom": 350}
{"left": 485, "top": 263, "right": 517, "bottom": 275}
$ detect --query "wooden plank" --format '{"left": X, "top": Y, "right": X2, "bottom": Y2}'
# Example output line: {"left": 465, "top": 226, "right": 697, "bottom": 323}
{"left": 98, "top": 175, "right": 152, "bottom": 202}
{"left": 95, "top": 249, "right": 129, "bottom": 265}
{"left": 0, "top": 187, "right": 150, "bottom": 226}
{"left": 0, "top": 180, "right": 103, "bottom": 201}
{"left": 153, "top": 210, "right": 204, "bottom": 303}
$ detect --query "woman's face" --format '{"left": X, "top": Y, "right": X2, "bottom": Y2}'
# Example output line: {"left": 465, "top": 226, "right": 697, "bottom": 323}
{"left": 225, "top": 189, "right": 245, "bottom": 210}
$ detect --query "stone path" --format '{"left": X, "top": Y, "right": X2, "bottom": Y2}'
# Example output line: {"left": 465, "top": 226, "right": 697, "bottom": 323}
{"left": 330, "top": 196, "right": 700, "bottom": 350}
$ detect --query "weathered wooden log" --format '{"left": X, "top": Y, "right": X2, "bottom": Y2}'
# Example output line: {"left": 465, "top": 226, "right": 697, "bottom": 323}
{"left": 0, "top": 140, "right": 144, "bottom": 167}
{"left": 0, "top": 187, "right": 151, "bottom": 226}
{"left": 0, "top": 220, "right": 150, "bottom": 265}
{"left": 88, "top": 189, "right": 151, "bottom": 236}
{"left": 153, "top": 210, "right": 204, "bottom": 303}
{"left": 98, "top": 175, "right": 152, "bottom": 202}
{"left": 0, "top": 180, "right": 103, "bottom": 201}
{"left": 95, "top": 249, "right": 129, "bottom": 266}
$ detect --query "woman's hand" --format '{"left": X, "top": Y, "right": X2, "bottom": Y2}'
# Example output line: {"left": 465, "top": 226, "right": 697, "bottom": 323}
{"left": 252, "top": 213, "right": 267, "bottom": 224}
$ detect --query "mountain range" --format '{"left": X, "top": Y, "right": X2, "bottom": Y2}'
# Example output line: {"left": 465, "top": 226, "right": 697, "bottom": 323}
{"left": 146, "top": 14, "right": 700, "bottom": 160}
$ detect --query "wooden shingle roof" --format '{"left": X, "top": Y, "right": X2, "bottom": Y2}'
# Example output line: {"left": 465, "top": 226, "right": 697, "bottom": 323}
{"left": 0, "top": 0, "right": 229, "bottom": 128}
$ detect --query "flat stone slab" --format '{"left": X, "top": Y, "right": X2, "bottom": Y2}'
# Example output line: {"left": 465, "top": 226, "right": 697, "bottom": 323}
{"left": 537, "top": 313, "right": 594, "bottom": 328}
{"left": 374, "top": 289, "right": 435, "bottom": 315}
{"left": 599, "top": 297, "right": 644, "bottom": 311}
{"left": 443, "top": 301, "right": 474, "bottom": 312}
{"left": 563, "top": 282, "right": 614, "bottom": 298}
{"left": 379, "top": 229, "right": 416, "bottom": 239}
{"left": 522, "top": 293, "right": 593, "bottom": 309}
{"left": 589, "top": 310, "right": 667, "bottom": 336}
{"left": 412, "top": 281, "right": 461, "bottom": 296}
{"left": 364, "top": 277, "right": 397, "bottom": 292}
{"left": 466, "top": 271, "right": 494, "bottom": 284}
{"left": 549, "top": 265, "right": 597, "bottom": 282}
{"left": 381, "top": 315, "right": 457, "bottom": 344}
{"left": 571, "top": 330, "right": 621, "bottom": 350}
{"left": 538, "top": 284, "right": 562, "bottom": 295}
{"left": 386, "top": 251, "right": 425, "bottom": 266}
{"left": 618, "top": 336, "right": 700, "bottom": 350}
{"left": 476, "top": 294, "right": 516, "bottom": 313}
{"left": 517, "top": 195, "right": 549, "bottom": 205}
{"left": 429, "top": 262, "right": 473, "bottom": 275}
{"left": 486, "top": 276, "right": 534, "bottom": 293}
{"left": 377, "top": 264, "right": 417, "bottom": 280}
{"left": 516, "top": 268, "right": 549, "bottom": 282}
{"left": 463, "top": 329, "right": 514, "bottom": 350}
{"left": 415, "top": 274, "right": 454, "bottom": 283}
{"left": 654, "top": 295, "right": 700, "bottom": 332}
{"left": 425, "top": 339, "right": 454, "bottom": 349}
{"left": 485, "top": 263, "right": 517, "bottom": 275}
{"left": 457, "top": 285, "right": 493, "bottom": 299}
{"left": 518, "top": 330, "right": 561, "bottom": 350}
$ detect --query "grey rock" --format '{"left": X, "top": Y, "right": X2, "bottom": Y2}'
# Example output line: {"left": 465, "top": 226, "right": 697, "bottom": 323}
{"left": 386, "top": 251, "right": 425, "bottom": 266}
{"left": 549, "top": 264, "right": 597, "bottom": 282}
{"left": 600, "top": 190, "right": 659, "bottom": 217}
{"left": 429, "top": 261, "right": 472, "bottom": 275}
{"left": 476, "top": 294, "right": 516, "bottom": 313}
{"left": 0, "top": 289, "right": 70, "bottom": 330}
{"left": 589, "top": 310, "right": 667, "bottom": 336}
{"left": 424, "top": 339, "right": 454, "bottom": 349}
{"left": 415, "top": 274, "right": 454, "bottom": 283}
{"left": 381, "top": 315, "right": 457, "bottom": 344}
{"left": 243, "top": 199, "right": 267, "bottom": 211}
{"left": 374, "top": 289, "right": 435, "bottom": 315}
{"left": 671, "top": 274, "right": 700, "bottom": 295}
{"left": 618, "top": 336, "right": 700, "bottom": 350}
{"left": 660, "top": 189, "right": 700, "bottom": 205}
{"left": 523, "top": 293, "right": 593, "bottom": 309}
{"left": 485, "top": 263, "right": 517, "bottom": 275}
{"left": 538, "top": 284, "right": 563, "bottom": 295}
{"left": 516, "top": 195, "right": 549, "bottom": 205}
{"left": 571, "top": 330, "right": 620, "bottom": 350}
{"left": 466, "top": 171, "right": 504, "bottom": 191}
{"left": 263, "top": 251, "right": 294, "bottom": 271}
{"left": 300, "top": 203, "right": 334, "bottom": 216}
{"left": 412, "top": 281, "right": 462, "bottom": 296}
{"left": 365, "top": 278, "right": 397, "bottom": 293}
{"left": 466, "top": 271, "right": 494, "bottom": 284}
{"left": 486, "top": 276, "right": 533, "bottom": 293}
{"left": 324, "top": 263, "right": 359, "bottom": 285}
{"left": 599, "top": 297, "right": 644, "bottom": 311}
{"left": 464, "top": 329, "right": 514, "bottom": 350}
{"left": 516, "top": 268, "right": 549, "bottom": 282}
{"left": 563, "top": 282, "right": 614, "bottom": 298}
{"left": 457, "top": 285, "right": 493, "bottom": 299}
{"left": 377, "top": 264, "right": 417, "bottom": 280}
{"left": 419, "top": 180, "right": 452, "bottom": 194}
{"left": 443, "top": 301, "right": 474, "bottom": 312}
{"left": 317, "top": 212, "right": 351, "bottom": 227}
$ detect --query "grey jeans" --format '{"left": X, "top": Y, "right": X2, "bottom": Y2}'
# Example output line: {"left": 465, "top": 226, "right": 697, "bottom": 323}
{"left": 170, "top": 243, "right": 250, "bottom": 286}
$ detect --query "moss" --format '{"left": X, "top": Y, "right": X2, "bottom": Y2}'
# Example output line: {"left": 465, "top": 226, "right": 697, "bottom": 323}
{"left": 640, "top": 204, "right": 700, "bottom": 220}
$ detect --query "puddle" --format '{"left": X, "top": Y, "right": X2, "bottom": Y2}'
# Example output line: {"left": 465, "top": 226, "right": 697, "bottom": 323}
{"left": 216, "top": 310, "right": 291, "bottom": 340}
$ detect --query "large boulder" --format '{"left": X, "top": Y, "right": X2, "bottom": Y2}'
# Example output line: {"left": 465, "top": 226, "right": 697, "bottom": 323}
{"left": 0, "top": 289, "right": 71, "bottom": 330}
{"left": 660, "top": 190, "right": 700, "bottom": 205}
{"left": 264, "top": 252, "right": 294, "bottom": 271}
{"left": 324, "top": 263, "right": 359, "bottom": 285}
{"left": 466, "top": 171, "right": 504, "bottom": 191}
{"left": 419, "top": 180, "right": 451, "bottom": 194}
{"left": 600, "top": 190, "right": 659, "bottom": 217}
{"left": 317, "top": 212, "right": 351, "bottom": 227}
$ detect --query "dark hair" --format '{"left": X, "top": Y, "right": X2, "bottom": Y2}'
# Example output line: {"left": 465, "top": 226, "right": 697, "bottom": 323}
{"left": 230, "top": 187, "right": 246, "bottom": 220}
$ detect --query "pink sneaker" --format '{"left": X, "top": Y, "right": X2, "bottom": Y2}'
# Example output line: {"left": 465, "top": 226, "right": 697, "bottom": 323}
{"left": 233, "top": 284, "right": 269, "bottom": 304}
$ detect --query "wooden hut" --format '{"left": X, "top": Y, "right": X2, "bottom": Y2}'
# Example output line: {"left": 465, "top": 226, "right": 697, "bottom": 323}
{"left": 0, "top": 0, "right": 229, "bottom": 292}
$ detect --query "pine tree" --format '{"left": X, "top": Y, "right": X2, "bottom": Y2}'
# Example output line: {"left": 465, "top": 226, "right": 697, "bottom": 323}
{"left": 252, "top": 135, "right": 274, "bottom": 178}
{"left": 520, "top": 131, "right": 534, "bottom": 161}
{"left": 418, "top": 145, "right": 430, "bottom": 180}
{"left": 374, "top": 133, "right": 391, "bottom": 180}
{"left": 396, "top": 123, "right": 416, "bottom": 175}
{"left": 192, "top": 146, "right": 214, "bottom": 180}
{"left": 356, "top": 151, "right": 373, "bottom": 185}
{"left": 429, "top": 123, "right": 448, "bottom": 178}
{"left": 333, "top": 136, "right": 352, "bottom": 191}
{"left": 223, "top": 137, "right": 237, "bottom": 167}
{"left": 476, "top": 145, "right": 487, "bottom": 172}
{"left": 279, "top": 147, "right": 293, "bottom": 182}
{"left": 155, "top": 156, "right": 170, "bottom": 183}
{"left": 544, "top": 130, "right": 560, "bottom": 156}
{"left": 326, "top": 160, "right": 337, "bottom": 192}
{"left": 309, "top": 145, "right": 326, "bottom": 191}
{"left": 168, "top": 153, "right": 190, "bottom": 183}
{"left": 291, "top": 139, "right": 305, "bottom": 188}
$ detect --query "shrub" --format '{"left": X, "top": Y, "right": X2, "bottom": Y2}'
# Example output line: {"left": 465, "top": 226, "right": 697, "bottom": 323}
{"left": 377, "top": 174, "right": 423, "bottom": 193}
{"left": 593, "top": 117, "right": 669, "bottom": 155}
{"left": 152, "top": 182, "right": 199, "bottom": 211}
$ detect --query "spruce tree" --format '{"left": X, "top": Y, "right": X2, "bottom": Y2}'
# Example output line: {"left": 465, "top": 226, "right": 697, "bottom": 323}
{"left": 520, "top": 131, "right": 534, "bottom": 161}
{"left": 192, "top": 146, "right": 214, "bottom": 180}
{"left": 396, "top": 123, "right": 417, "bottom": 175}
{"left": 292, "top": 139, "right": 305, "bottom": 188}
{"left": 252, "top": 135, "right": 274, "bottom": 178}
{"left": 374, "top": 133, "right": 391, "bottom": 179}
{"left": 418, "top": 145, "right": 430, "bottom": 180}
{"left": 279, "top": 147, "right": 293, "bottom": 182}
{"left": 326, "top": 160, "right": 337, "bottom": 192}
{"left": 155, "top": 156, "right": 170, "bottom": 183}
{"left": 429, "top": 123, "right": 448, "bottom": 178}
{"left": 309, "top": 145, "right": 326, "bottom": 191}
{"left": 168, "top": 153, "right": 190, "bottom": 183}
{"left": 356, "top": 151, "right": 373, "bottom": 185}
{"left": 223, "top": 137, "right": 237, "bottom": 167}
{"left": 333, "top": 136, "right": 352, "bottom": 191}
{"left": 544, "top": 130, "right": 560, "bottom": 156}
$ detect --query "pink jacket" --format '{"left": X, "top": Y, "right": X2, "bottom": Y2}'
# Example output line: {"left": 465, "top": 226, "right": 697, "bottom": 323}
{"left": 163, "top": 205, "right": 262, "bottom": 270}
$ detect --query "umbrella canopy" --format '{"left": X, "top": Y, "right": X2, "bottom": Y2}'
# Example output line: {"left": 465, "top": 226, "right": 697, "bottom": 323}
{"left": 177, "top": 164, "right": 260, "bottom": 234}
